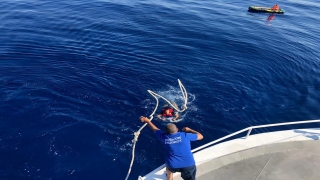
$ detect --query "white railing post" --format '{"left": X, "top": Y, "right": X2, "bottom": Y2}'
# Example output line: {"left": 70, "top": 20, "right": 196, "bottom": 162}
{"left": 246, "top": 128, "right": 252, "bottom": 139}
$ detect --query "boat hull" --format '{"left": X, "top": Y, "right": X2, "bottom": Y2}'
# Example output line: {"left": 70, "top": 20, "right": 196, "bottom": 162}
{"left": 248, "top": 6, "right": 284, "bottom": 14}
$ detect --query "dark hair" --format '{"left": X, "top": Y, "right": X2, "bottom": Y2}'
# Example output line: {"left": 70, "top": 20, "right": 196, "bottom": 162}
{"left": 163, "top": 107, "right": 170, "bottom": 110}
{"left": 165, "top": 123, "right": 177, "bottom": 134}
{"left": 163, "top": 107, "right": 174, "bottom": 112}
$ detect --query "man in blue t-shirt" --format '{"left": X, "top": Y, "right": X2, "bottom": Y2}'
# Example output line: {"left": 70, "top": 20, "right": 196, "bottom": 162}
{"left": 140, "top": 116, "right": 203, "bottom": 180}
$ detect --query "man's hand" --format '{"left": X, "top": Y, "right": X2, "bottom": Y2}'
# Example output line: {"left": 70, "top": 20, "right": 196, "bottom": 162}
{"left": 139, "top": 116, "right": 159, "bottom": 132}
{"left": 182, "top": 127, "right": 203, "bottom": 140}
{"left": 182, "top": 127, "right": 191, "bottom": 132}
{"left": 140, "top": 116, "right": 150, "bottom": 123}
{"left": 174, "top": 113, "right": 179, "bottom": 120}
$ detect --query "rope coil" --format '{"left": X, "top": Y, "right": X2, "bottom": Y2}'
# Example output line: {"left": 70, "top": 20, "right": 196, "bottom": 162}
{"left": 124, "top": 79, "right": 188, "bottom": 180}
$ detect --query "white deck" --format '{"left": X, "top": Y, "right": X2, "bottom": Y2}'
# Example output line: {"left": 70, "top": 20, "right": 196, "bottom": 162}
{"left": 139, "top": 128, "right": 320, "bottom": 180}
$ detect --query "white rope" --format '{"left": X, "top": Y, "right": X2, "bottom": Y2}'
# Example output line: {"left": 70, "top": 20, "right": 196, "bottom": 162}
{"left": 124, "top": 79, "right": 188, "bottom": 180}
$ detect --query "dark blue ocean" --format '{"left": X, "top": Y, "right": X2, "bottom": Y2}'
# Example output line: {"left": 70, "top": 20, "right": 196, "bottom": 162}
{"left": 1, "top": 0, "right": 320, "bottom": 179}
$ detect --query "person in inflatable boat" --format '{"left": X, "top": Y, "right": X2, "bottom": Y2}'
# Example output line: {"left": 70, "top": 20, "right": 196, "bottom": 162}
{"left": 271, "top": 4, "right": 279, "bottom": 10}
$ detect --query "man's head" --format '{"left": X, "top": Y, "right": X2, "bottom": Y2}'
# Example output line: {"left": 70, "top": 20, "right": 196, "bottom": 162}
{"left": 162, "top": 107, "right": 172, "bottom": 116}
{"left": 165, "top": 123, "right": 178, "bottom": 134}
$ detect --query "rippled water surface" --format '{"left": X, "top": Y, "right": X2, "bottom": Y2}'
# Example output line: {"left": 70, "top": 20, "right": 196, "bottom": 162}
{"left": 1, "top": 0, "right": 320, "bottom": 179}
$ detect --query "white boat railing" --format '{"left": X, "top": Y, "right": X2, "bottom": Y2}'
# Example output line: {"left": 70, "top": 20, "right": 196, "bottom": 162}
{"left": 191, "top": 119, "right": 320, "bottom": 153}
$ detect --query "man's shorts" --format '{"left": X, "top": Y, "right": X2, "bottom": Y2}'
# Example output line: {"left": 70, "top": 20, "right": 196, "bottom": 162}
{"left": 167, "top": 165, "right": 196, "bottom": 180}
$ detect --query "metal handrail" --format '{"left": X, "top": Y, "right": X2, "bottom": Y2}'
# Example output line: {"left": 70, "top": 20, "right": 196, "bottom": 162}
{"left": 191, "top": 119, "right": 320, "bottom": 153}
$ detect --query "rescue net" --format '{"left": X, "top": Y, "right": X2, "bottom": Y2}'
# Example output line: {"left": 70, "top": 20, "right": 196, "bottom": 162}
{"left": 124, "top": 79, "right": 189, "bottom": 180}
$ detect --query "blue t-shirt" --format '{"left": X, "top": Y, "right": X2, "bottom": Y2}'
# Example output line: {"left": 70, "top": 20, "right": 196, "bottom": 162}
{"left": 155, "top": 130, "right": 198, "bottom": 168}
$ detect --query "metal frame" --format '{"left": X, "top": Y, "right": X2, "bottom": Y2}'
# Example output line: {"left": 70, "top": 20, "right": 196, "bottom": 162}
{"left": 192, "top": 119, "right": 320, "bottom": 153}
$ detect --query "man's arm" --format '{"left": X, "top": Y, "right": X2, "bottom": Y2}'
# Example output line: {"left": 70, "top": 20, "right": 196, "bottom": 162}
{"left": 182, "top": 127, "right": 203, "bottom": 140}
{"left": 173, "top": 113, "right": 179, "bottom": 121}
{"left": 140, "top": 116, "right": 159, "bottom": 132}
{"left": 156, "top": 114, "right": 164, "bottom": 120}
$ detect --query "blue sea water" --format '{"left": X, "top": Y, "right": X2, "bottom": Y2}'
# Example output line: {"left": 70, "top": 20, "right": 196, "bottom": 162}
{"left": 0, "top": 0, "right": 320, "bottom": 179}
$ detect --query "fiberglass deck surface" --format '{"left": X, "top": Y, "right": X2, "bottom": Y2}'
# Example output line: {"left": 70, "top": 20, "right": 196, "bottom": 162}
{"left": 192, "top": 140, "right": 320, "bottom": 180}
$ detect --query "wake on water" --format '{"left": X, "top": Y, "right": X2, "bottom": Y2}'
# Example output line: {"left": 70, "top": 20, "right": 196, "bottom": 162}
{"left": 160, "top": 116, "right": 184, "bottom": 123}
{"left": 144, "top": 84, "right": 196, "bottom": 123}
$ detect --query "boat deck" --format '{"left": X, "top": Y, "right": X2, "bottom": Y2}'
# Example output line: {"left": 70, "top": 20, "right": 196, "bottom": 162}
{"left": 197, "top": 140, "right": 320, "bottom": 180}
